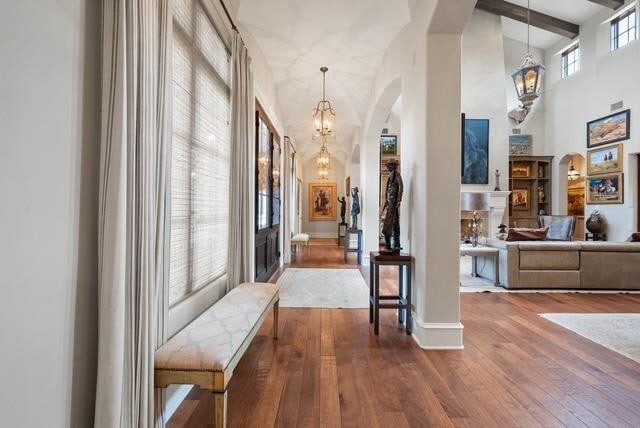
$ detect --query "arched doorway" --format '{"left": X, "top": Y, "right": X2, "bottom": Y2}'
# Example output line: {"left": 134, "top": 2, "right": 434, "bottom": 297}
{"left": 558, "top": 153, "right": 586, "bottom": 240}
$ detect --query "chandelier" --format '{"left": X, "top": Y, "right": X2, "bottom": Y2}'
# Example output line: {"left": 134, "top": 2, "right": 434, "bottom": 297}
{"left": 316, "top": 136, "right": 331, "bottom": 180}
{"left": 511, "top": 0, "right": 545, "bottom": 112}
{"left": 312, "top": 66, "right": 335, "bottom": 137}
{"left": 568, "top": 160, "right": 580, "bottom": 181}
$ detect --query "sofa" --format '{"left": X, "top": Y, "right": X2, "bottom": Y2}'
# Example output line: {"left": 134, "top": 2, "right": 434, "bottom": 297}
{"left": 475, "top": 240, "right": 640, "bottom": 289}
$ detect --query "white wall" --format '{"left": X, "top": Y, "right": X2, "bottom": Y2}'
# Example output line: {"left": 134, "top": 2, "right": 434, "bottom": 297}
{"left": 461, "top": 10, "right": 510, "bottom": 193}
{"left": 301, "top": 156, "right": 346, "bottom": 237}
{"left": 0, "top": 1, "right": 100, "bottom": 427}
{"left": 543, "top": 2, "right": 640, "bottom": 241}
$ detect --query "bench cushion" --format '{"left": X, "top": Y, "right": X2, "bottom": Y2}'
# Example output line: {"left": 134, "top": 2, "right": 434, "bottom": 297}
{"left": 291, "top": 233, "right": 309, "bottom": 243}
{"left": 155, "top": 282, "right": 278, "bottom": 373}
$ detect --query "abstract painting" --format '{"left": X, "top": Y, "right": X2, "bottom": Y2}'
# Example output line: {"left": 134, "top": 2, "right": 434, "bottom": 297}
{"left": 463, "top": 119, "right": 489, "bottom": 184}
{"left": 309, "top": 182, "right": 337, "bottom": 220}
{"left": 586, "top": 173, "right": 623, "bottom": 204}
{"left": 587, "top": 109, "right": 630, "bottom": 148}
{"left": 587, "top": 143, "right": 623, "bottom": 175}
{"left": 509, "top": 135, "right": 533, "bottom": 155}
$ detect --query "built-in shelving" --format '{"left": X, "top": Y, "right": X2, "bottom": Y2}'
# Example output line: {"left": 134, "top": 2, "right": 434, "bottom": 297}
{"left": 508, "top": 155, "right": 554, "bottom": 228}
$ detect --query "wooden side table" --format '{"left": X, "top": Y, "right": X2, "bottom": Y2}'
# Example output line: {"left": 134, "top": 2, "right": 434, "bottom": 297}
{"left": 369, "top": 251, "right": 412, "bottom": 335}
{"left": 344, "top": 229, "right": 362, "bottom": 264}
{"left": 585, "top": 232, "right": 607, "bottom": 241}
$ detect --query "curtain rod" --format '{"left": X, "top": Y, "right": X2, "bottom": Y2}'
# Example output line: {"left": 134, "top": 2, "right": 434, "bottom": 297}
{"left": 218, "top": 0, "right": 238, "bottom": 32}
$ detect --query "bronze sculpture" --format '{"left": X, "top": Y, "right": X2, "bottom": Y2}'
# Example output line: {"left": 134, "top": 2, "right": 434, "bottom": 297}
{"left": 338, "top": 196, "right": 347, "bottom": 224}
{"left": 350, "top": 187, "right": 360, "bottom": 230}
{"left": 381, "top": 160, "right": 403, "bottom": 253}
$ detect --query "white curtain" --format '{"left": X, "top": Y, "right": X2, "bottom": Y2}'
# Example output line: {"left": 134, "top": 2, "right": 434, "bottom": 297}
{"left": 95, "top": 1, "right": 170, "bottom": 427}
{"left": 227, "top": 32, "right": 254, "bottom": 290}
{"left": 282, "top": 137, "right": 292, "bottom": 263}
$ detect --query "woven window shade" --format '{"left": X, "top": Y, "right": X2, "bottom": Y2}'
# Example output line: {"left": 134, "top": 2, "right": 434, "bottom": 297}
{"left": 169, "top": 0, "right": 230, "bottom": 305}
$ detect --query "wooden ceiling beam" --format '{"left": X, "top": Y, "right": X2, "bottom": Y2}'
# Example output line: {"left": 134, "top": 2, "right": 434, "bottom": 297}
{"left": 586, "top": 0, "right": 624, "bottom": 9}
{"left": 475, "top": 0, "right": 580, "bottom": 39}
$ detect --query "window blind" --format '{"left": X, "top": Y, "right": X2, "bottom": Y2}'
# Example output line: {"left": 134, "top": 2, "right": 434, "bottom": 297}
{"left": 169, "top": 0, "right": 231, "bottom": 306}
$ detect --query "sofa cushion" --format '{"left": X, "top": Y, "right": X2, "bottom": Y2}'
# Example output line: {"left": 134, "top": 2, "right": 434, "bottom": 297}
{"left": 506, "top": 227, "right": 549, "bottom": 241}
{"left": 516, "top": 270, "right": 581, "bottom": 289}
{"left": 580, "top": 242, "right": 640, "bottom": 252}
{"left": 520, "top": 250, "right": 580, "bottom": 270}
{"left": 517, "top": 242, "right": 582, "bottom": 251}
{"left": 581, "top": 252, "right": 640, "bottom": 289}
{"left": 538, "top": 215, "right": 577, "bottom": 241}
{"left": 626, "top": 232, "right": 640, "bottom": 242}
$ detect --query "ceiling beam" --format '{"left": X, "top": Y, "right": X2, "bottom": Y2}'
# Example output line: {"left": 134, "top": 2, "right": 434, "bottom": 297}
{"left": 475, "top": 0, "right": 580, "bottom": 40}
{"left": 586, "top": 0, "right": 624, "bottom": 9}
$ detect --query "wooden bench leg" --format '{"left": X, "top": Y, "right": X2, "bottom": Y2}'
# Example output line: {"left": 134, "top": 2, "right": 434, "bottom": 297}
{"left": 273, "top": 301, "right": 279, "bottom": 339}
{"left": 214, "top": 390, "right": 228, "bottom": 427}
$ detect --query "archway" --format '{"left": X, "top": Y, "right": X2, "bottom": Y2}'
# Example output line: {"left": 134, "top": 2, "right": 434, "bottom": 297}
{"left": 558, "top": 153, "right": 586, "bottom": 239}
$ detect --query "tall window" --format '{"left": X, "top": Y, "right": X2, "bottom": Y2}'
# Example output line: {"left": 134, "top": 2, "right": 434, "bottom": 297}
{"left": 561, "top": 43, "right": 580, "bottom": 79}
{"left": 611, "top": 8, "right": 637, "bottom": 51}
{"left": 169, "top": 0, "right": 231, "bottom": 305}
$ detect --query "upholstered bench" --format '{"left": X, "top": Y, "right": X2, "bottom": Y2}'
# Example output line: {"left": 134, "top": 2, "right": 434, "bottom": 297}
{"left": 154, "top": 282, "right": 279, "bottom": 427}
{"left": 291, "top": 233, "right": 310, "bottom": 254}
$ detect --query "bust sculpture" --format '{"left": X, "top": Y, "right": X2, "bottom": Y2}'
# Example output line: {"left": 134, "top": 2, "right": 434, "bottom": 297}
{"left": 381, "top": 160, "right": 403, "bottom": 253}
{"left": 350, "top": 187, "right": 360, "bottom": 230}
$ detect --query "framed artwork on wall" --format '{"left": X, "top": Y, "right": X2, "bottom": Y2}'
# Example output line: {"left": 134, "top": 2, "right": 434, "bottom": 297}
{"left": 509, "top": 135, "right": 533, "bottom": 155}
{"left": 309, "top": 182, "right": 337, "bottom": 220}
{"left": 462, "top": 118, "right": 489, "bottom": 184}
{"left": 512, "top": 163, "right": 532, "bottom": 178}
{"left": 587, "top": 143, "right": 623, "bottom": 175}
{"left": 512, "top": 188, "right": 530, "bottom": 210}
{"left": 380, "top": 135, "right": 398, "bottom": 157}
{"left": 587, "top": 109, "right": 630, "bottom": 148}
{"left": 586, "top": 173, "right": 623, "bottom": 204}
{"left": 568, "top": 186, "right": 585, "bottom": 216}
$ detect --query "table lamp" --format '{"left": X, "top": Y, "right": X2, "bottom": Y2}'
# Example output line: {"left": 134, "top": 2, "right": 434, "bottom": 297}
{"left": 461, "top": 193, "right": 490, "bottom": 247}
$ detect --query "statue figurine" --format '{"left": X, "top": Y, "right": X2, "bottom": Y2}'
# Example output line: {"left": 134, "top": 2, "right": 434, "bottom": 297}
{"left": 537, "top": 184, "right": 545, "bottom": 203}
{"left": 494, "top": 169, "right": 501, "bottom": 191}
{"left": 381, "top": 160, "right": 403, "bottom": 253}
{"left": 350, "top": 187, "right": 360, "bottom": 230}
{"left": 337, "top": 196, "right": 347, "bottom": 224}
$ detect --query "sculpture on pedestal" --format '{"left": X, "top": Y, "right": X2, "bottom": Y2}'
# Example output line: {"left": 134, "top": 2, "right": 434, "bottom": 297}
{"left": 337, "top": 196, "right": 347, "bottom": 224}
{"left": 381, "top": 160, "right": 403, "bottom": 253}
{"left": 350, "top": 187, "right": 360, "bottom": 230}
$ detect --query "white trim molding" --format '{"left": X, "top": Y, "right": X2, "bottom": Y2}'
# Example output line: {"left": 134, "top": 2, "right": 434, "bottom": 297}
{"left": 411, "top": 317, "right": 464, "bottom": 350}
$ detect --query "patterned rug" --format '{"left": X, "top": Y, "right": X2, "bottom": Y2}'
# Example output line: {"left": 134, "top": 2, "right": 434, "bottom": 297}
{"left": 276, "top": 268, "right": 369, "bottom": 308}
{"left": 540, "top": 313, "right": 640, "bottom": 364}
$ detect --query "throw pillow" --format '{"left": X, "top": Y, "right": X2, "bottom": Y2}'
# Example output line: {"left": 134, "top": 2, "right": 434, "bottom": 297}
{"left": 505, "top": 227, "right": 549, "bottom": 242}
{"left": 627, "top": 232, "right": 640, "bottom": 242}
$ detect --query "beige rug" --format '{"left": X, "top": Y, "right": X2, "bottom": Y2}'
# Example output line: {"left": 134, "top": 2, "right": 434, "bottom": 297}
{"left": 540, "top": 313, "right": 640, "bottom": 364}
{"left": 276, "top": 268, "right": 369, "bottom": 308}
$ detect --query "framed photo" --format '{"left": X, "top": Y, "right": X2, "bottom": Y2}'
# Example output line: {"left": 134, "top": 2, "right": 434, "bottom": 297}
{"left": 587, "top": 109, "right": 630, "bottom": 148}
{"left": 309, "top": 182, "right": 337, "bottom": 220}
{"left": 509, "top": 135, "right": 532, "bottom": 155}
{"left": 586, "top": 173, "right": 623, "bottom": 204}
{"left": 380, "top": 135, "right": 398, "bottom": 157}
{"left": 567, "top": 187, "right": 585, "bottom": 216}
{"left": 587, "top": 143, "right": 623, "bottom": 175}
{"left": 512, "top": 163, "right": 531, "bottom": 178}
{"left": 512, "top": 188, "right": 530, "bottom": 210}
{"left": 462, "top": 118, "right": 489, "bottom": 184}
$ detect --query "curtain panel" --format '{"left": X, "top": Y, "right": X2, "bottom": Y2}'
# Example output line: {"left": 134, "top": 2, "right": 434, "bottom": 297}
{"left": 95, "top": 1, "right": 171, "bottom": 427}
{"left": 227, "top": 32, "right": 255, "bottom": 291}
{"left": 282, "top": 137, "right": 292, "bottom": 264}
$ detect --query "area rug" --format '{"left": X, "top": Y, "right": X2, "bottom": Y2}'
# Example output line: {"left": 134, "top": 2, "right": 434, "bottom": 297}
{"left": 276, "top": 268, "right": 369, "bottom": 308}
{"left": 540, "top": 313, "right": 640, "bottom": 364}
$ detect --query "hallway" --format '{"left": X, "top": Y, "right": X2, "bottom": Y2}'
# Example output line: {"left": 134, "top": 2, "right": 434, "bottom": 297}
{"left": 169, "top": 244, "right": 640, "bottom": 427}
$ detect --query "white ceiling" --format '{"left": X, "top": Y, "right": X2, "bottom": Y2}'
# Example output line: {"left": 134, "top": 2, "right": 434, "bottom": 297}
{"left": 236, "top": 0, "right": 414, "bottom": 155}
{"left": 501, "top": 0, "right": 606, "bottom": 49}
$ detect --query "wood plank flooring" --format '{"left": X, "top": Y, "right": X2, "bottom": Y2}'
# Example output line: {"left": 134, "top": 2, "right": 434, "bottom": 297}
{"left": 168, "top": 244, "right": 640, "bottom": 427}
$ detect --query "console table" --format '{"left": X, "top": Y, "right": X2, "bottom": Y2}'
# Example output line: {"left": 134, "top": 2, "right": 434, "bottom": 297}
{"left": 344, "top": 229, "right": 362, "bottom": 264}
{"left": 459, "top": 245, "right": 499, "bottom": 286}
{"left": 369, "top": 251, "right": 412, "bottom": 335}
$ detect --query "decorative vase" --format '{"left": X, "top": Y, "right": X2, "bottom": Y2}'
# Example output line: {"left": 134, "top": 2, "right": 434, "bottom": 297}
{"left": 586, "top": 210, "right": 605, "bottom": 233}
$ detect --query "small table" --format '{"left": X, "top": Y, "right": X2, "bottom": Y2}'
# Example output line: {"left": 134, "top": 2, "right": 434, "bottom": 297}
{"left": 337, "top": 222, "right": 348, "bottom": 246}
{"left": 459, "top": 245, "right": 499, "bottom": 286}
{"left": 369, "top": 251, "right": 412, "bottom": 335}
{"left": 585, "top": 232, "right": 607, "bottom": 241}
{"left": 344, "top": 229, "right": 363, "bottom": 264}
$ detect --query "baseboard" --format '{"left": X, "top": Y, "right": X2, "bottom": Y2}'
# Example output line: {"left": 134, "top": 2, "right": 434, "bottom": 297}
{"left": 411, "top": 317, "right": 464, "bottom": 349}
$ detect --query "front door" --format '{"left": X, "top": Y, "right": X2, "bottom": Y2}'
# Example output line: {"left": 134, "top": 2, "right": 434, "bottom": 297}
{"left": 255, "top": 105, "right": 280, "bottom": 282}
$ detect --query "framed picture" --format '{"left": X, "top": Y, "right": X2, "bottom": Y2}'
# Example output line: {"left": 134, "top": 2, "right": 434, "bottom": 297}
{"left": 380, "top": 135, "right": 398, "bottom": 157}
{"left": 587, "top": 143, "right": 623, "bottom": 175}
{"left": 587, "top": 109, "right": 630, "bottom": 148}
{"left": 462, "top": 118, "right": 489, "bottom": 184}
{"left": 512, "top": 163, "right": 531, "bottom": 178}
{"left": 586, "top": 173, "right": 623, "bottom": 204}
{"left": 568, "top": 186, "right": 585, "bottom": 216}
{"left": 309, "top": 182, "right": 337, "bottom": 220}
{"left": 345, "top": 176, "right": 351, "bottom": 196}
{"left": 512, "top": 188, "right": 530, "bottom": 210}
{"left": 509, "top": 135, "right": 532, "bottom": 155}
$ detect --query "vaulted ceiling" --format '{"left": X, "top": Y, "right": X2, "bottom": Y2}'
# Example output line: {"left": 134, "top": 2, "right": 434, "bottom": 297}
{"left": 236, "top": 0, "right": 417, "bottom": 156}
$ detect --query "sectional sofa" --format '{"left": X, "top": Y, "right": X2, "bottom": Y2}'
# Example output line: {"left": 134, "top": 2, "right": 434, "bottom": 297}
{"left": 475, "top": 240, "right": 640, "bottom": 290}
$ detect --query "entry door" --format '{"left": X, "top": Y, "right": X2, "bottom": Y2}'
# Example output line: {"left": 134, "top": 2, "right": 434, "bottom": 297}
{"left": 255, "top": 107, "right": 280, "bottom": 282}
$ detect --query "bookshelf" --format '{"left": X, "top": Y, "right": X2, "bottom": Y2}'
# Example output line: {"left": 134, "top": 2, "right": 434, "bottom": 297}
{"left": 508, "top": 155, "right": 554, "bottom": 228}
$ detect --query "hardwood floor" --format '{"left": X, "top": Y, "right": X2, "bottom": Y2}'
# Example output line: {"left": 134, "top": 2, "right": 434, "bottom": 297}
{"left": 168, "top": 243, "right": 640, "bottom": 427}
